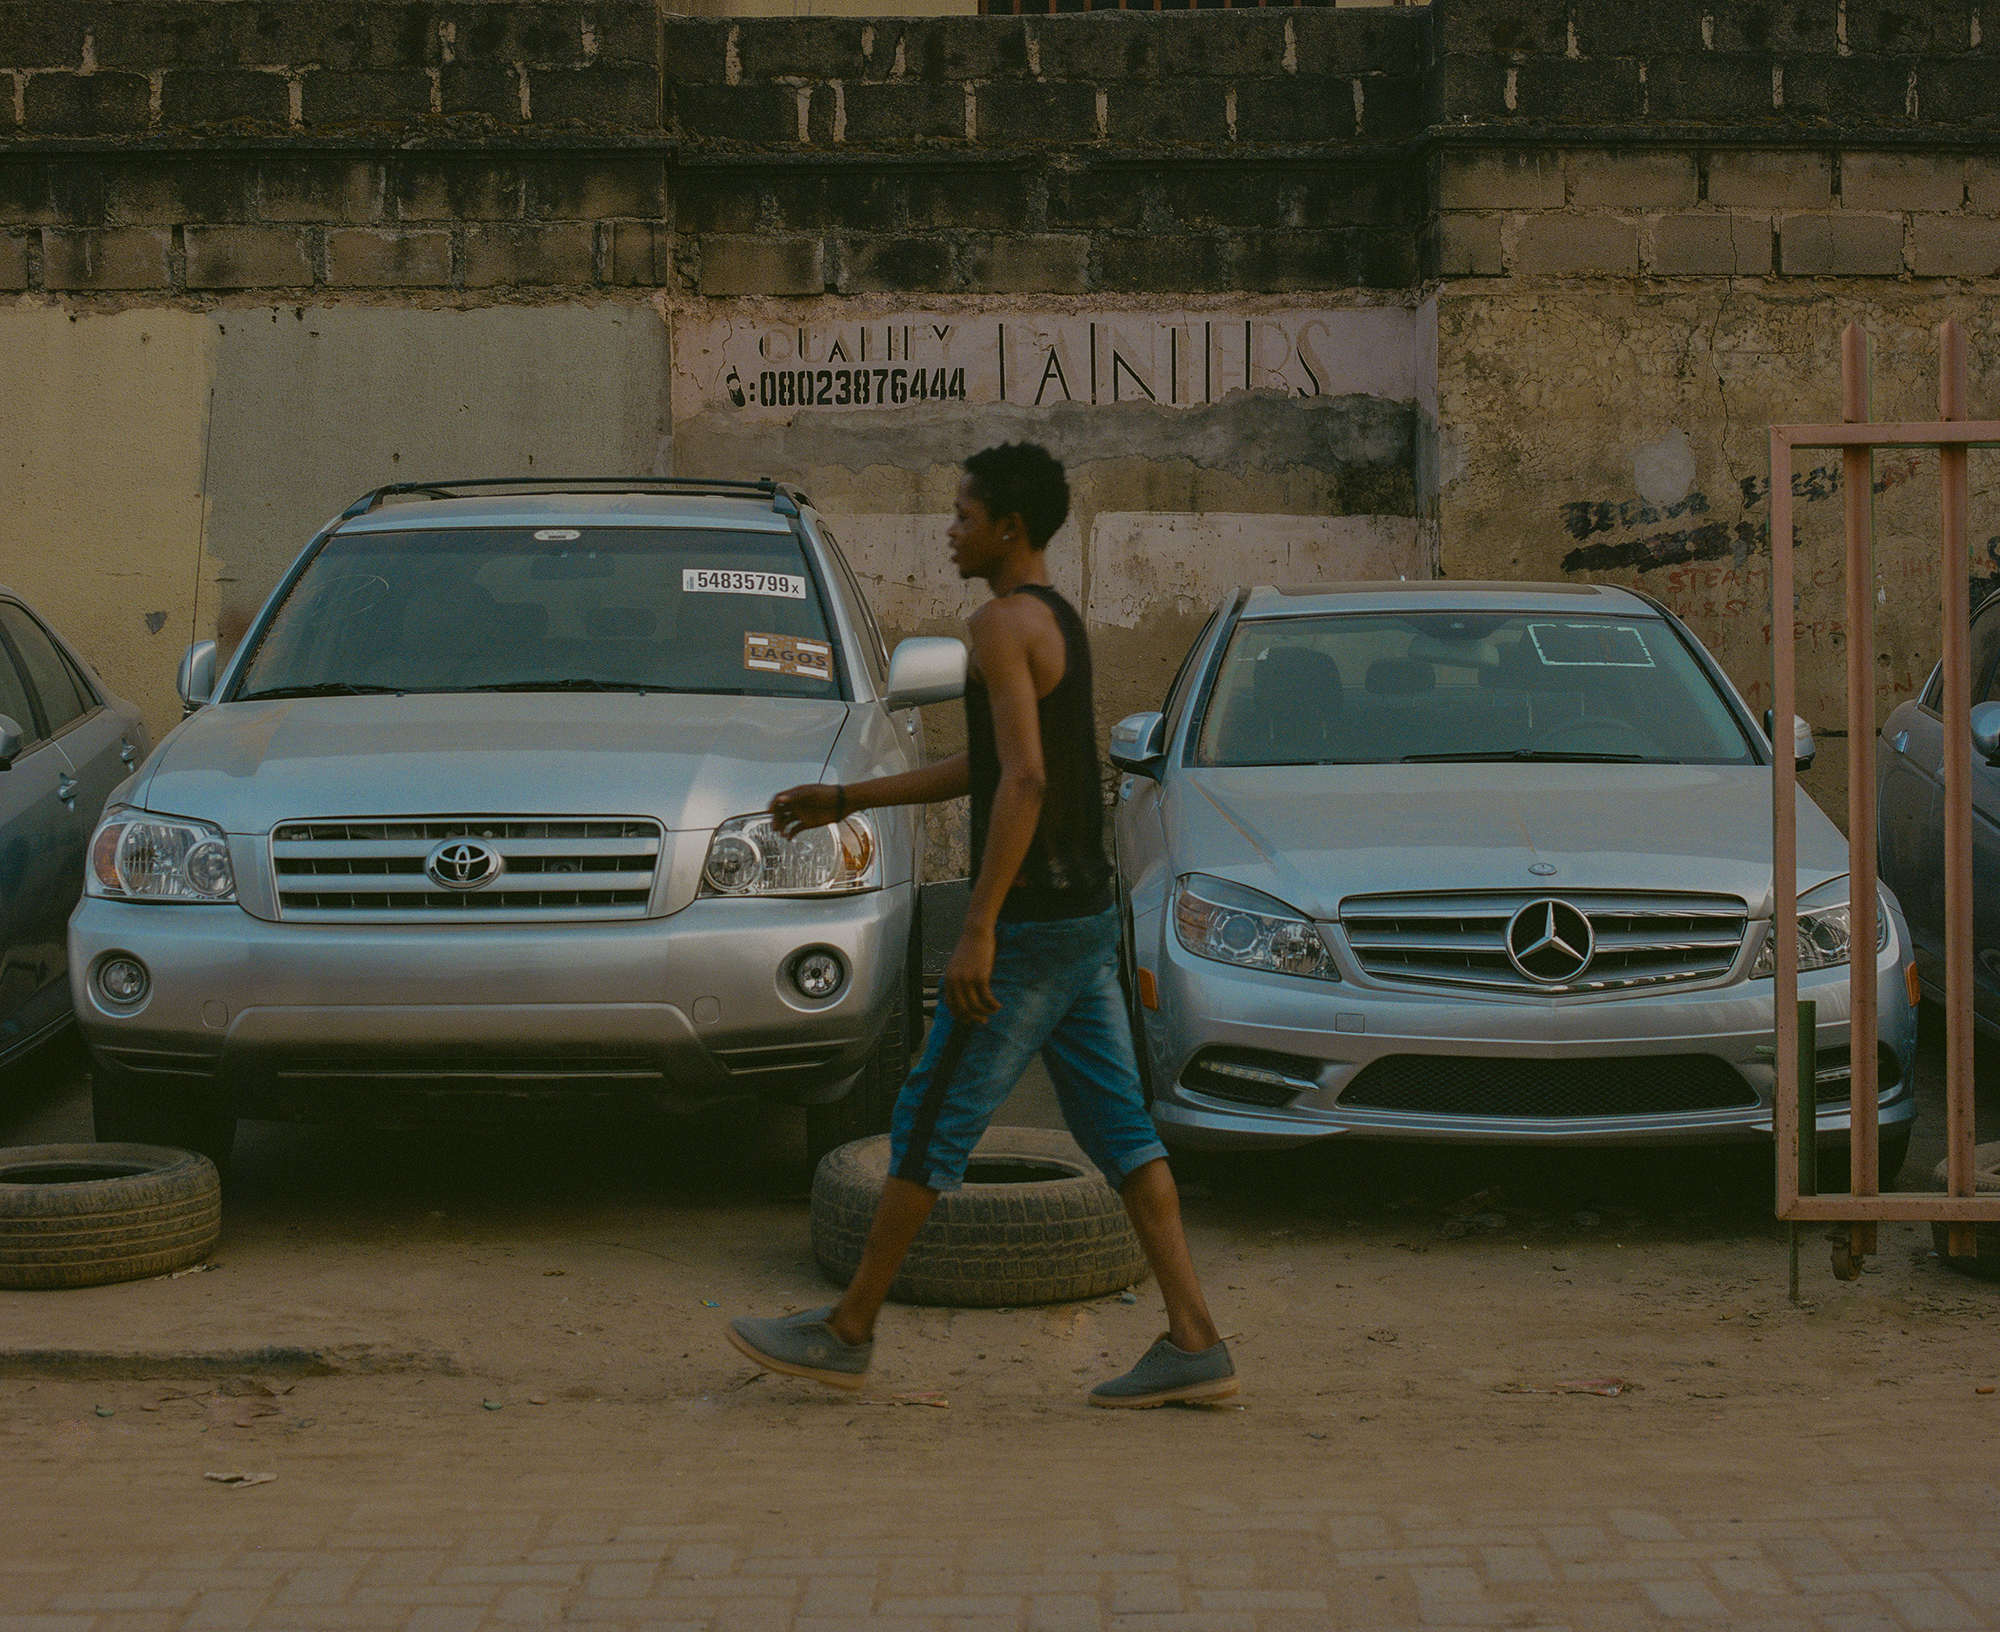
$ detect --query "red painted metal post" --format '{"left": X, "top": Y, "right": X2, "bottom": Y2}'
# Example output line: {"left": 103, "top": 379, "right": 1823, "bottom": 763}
{"left": 1938, "top": 318, "right": 1978, "bottom": 1260}
{"left": 1840, "top": 323, "right": 1880, "bottom": 1257}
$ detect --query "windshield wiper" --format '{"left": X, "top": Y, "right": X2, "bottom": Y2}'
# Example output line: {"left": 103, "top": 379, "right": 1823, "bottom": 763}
{"left": 466, "top": 678, "right": 652, "bottom": 693}
{"left": 1400, "top": 749, "right": 1653, "bottom": 764}
{"left": 236, "top": 682, "right": 409, "bottom": 701}
{"left": 458, "top": 680, "right": 752, "bottom": 700}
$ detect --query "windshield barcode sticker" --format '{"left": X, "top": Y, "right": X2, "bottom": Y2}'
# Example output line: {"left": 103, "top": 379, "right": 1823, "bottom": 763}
{"left": 744, "top": 632, "right": 833, "bottom": 682}
{"left": 683, "top": 569, "right": 807, "bottom": 599}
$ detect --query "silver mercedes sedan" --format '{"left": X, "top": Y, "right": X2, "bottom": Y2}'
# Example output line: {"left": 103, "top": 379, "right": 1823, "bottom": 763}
{"left": 1109, "top": 581, "right": 1919, "bottom": 1177}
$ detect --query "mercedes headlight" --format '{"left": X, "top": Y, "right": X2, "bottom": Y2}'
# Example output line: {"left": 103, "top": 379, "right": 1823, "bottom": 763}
{"left": 1173, "top": 873, "right": 1339, "bottom": 981}
{"left": 87, "top": 810, "right": 236, "bottom": 903}
{"left": 701, "top": 812, "right": 878, "bottom": 897}
{"left": 1752, "top": 889, "right": 1890, "bottom": 977}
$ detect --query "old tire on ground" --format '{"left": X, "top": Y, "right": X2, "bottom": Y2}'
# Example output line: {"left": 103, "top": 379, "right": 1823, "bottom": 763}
{"left": 811, "top": 1127, "right": 1150, "bottom": 1307}
{"left": 1929, "top": 1141, "right": 2000, "bottom": 1282}
{"left": 0, "top": 1143, "right": 222, "bottom": 1290}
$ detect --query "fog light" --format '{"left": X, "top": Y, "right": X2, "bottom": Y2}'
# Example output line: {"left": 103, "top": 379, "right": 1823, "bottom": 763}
{"left": 99, "top": 956, "right": 149, "bottom": 1005}
{"left": 790, "top": 949, "right": 846, "bottom": 1000}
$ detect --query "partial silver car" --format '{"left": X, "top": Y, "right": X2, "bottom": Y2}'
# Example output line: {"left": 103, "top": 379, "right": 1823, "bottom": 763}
{"left": 0, "top": 588, "right": 147, "bottom": 1064}
{"left": 69, "top": 479, "right": 964, "bottom": 1167}
{"left": 1110, "top": 581, "right": 1918, "bottom": 1177}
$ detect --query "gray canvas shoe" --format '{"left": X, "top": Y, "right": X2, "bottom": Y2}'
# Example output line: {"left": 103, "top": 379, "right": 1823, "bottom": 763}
{"left": 1089, "top": 1336, "right": 1237, "bottom": 1408}
{"left": 726, "top": 1306, "right": 872, "bottom": 1392}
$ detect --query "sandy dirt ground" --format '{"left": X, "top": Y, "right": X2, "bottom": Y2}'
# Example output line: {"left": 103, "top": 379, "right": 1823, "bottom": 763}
{"left": 0, "top": 1020, "right": 1995, "bottom": 1630}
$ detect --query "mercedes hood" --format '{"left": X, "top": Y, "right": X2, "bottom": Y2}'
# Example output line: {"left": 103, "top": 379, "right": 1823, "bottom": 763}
{"left": 1168, "top": 763, "right": 1851, "bottom": 922}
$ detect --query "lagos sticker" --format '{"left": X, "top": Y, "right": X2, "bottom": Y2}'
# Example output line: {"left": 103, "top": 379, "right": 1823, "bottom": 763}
{"left": 744, "top": 632, "right": 833, "bottom": 682}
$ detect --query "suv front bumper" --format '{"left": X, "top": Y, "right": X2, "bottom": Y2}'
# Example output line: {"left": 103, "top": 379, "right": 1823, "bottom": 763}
{"left": 69, "top": 885, "right": 912, "bottom": 1117}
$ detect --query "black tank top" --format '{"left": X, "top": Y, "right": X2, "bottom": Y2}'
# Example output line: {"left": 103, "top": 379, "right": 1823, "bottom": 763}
{"left": 965, "top": 584, "right": 1113, "bottom": 922}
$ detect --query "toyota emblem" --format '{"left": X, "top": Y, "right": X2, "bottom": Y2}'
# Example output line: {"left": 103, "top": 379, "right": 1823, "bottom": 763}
{"left": 426, "top": 839, "right": 503, "bottom": 890}
{"left": 1505, "top": 898, "right": 1593, "bottom": 984}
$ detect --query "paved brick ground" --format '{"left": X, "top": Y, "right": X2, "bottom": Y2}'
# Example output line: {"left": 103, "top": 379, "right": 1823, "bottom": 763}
{"left": 5, "top": 1371, "right": 1997, "bottom": 1632}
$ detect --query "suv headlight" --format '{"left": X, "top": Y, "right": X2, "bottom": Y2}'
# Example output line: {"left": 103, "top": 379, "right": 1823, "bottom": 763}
{"left": 1173, "top": 873, "right": 1339, "bottom": 981}
{"left": 700, "top": 812, "right": 878, "bottom": 897}
{"left": 87, "top": 810, "right": 236, "bottom": 902}
{"left": 1752, "top": 889, "right": 1891, "bottom": 977}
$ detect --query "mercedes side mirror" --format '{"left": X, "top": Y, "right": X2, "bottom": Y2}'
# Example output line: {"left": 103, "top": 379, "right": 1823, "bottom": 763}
{"left": 1108, "top": 711, "right": 1169, "bottom": 780}
{"left": 0, "top": 713, "right": 22, "bottom": 771}
{"left": 1971, "top": 700, "right": 2000, "bottom": 765}
{"left": 1765, "top": 708, "right": 1816, "bottom": 772}
{"left": 883, "top": 637, "right": 966, "bottom": 711}
{"left": 177, "top": 639, "right": 218, "bottom": 712}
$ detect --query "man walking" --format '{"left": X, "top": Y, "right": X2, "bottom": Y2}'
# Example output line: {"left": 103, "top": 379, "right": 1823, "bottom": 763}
{"left": 725, "top": 442, "right": 1235, "bottom": 1409}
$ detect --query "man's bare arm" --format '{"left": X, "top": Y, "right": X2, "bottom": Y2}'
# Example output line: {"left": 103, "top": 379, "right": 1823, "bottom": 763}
{"left": 769, "top": 753, "right": 969, "bottom": 839}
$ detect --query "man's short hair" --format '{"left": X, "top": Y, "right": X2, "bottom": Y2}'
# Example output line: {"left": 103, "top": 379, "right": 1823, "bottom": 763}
{"left": 963, "top": 443, "right": 1070, "bottom": 550}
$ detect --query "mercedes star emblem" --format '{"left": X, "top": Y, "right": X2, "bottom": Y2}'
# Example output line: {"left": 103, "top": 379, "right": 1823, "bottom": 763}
{"left": 1528, "top": 862, "right": 1558, "bottom": 876}
{"left": 1505, "top": 898, "right": 1593, "bottom": 984}
{"left": 426, "top": 839, "right": 503, "bottom": 890}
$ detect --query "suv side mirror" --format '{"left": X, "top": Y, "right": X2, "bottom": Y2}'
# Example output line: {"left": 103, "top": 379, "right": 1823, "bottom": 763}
{"left": 883, "top": 637, "right": 966, "bottom": 711}
{"left": 1972, "top": 700, "right": 2000, "bottom": 764}
{"left": 1765, "top": 708, "right": 1816, "bottom": 772}
{"left": 0, "top": 713, "right": 22, "bottom": 771}
{"left": 1109, "top": 711, "right": 1169, "bottom": 779}
{"left": 177, "top": 640, "right": 218, "bottom": 711}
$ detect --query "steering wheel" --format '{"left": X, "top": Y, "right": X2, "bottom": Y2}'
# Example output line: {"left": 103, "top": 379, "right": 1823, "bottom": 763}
{"left": 1526, "top": 714, "right": 1663, "bottom": 756}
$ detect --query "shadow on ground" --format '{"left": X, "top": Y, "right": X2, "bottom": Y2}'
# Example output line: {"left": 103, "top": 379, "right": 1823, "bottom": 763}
{"left": 1, "top": 1002, "right": 1994, "bottom": 1256}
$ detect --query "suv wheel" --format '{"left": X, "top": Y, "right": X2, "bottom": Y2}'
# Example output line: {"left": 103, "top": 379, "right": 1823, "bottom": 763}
{"left": 805, "top": 957, "right": 910, "bottom": 1173}
{"left": 90, "top": 1062, "right": 237, "bottom": 1176}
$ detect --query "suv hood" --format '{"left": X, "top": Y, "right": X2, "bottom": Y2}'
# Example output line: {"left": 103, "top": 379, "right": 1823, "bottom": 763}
{"left": 135, "top": 693, "right": 850, "bottom": 834}
{"left": 1171, "top": 763, "right": 1850, "bottom": 920}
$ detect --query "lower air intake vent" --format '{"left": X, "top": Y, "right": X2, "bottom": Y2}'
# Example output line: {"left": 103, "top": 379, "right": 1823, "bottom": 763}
{"left": 1339, "top": 1054, "right": 1757, "bottom": 1118}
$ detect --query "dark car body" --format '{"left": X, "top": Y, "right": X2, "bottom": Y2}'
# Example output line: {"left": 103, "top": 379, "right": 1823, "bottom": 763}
{"left": 0, "top": 587, "right": 148, "bottom": 1062}
{"left": 1878, "top": 590, "right": 2000, "bottom": 1035}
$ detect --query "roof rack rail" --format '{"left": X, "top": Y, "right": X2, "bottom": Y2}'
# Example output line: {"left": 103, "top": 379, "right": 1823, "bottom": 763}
{"left": 337, "top": 476, "right": 798, "bottom": 521}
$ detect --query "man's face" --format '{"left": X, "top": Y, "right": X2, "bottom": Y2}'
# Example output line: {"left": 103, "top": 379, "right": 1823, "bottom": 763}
{"left": 947, "top": 475, "right": 1010, "bottom": 582}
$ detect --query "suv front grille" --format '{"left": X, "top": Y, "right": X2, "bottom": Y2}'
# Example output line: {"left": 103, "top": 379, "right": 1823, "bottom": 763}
{"left": 1339, "top": 1054, "right": 1757, "bottom": 1118}
{"left": 1339, "top": 891, "right": 1748, "bottom": 996}
{"left": 272, "top": 818, "right": 662, "bottom": 922}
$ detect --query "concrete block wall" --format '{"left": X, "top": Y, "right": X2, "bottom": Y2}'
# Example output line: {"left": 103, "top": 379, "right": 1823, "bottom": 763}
{"left": 667, "top": 12, "right": 1424, "bottom": 296}
{"left": 1424, "top": 0, "right": 2000, "bottom": 282}
{"left": 0, "top": 5, "right": 1429, "bottom": 298}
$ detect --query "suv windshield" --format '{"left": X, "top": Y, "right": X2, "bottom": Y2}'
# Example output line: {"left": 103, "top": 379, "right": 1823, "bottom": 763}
{"left": 232, "top": 527, "right": 845, "bottom": 701}
{"left": 1193, "top": 611, "right": 1757, "bottom": 767}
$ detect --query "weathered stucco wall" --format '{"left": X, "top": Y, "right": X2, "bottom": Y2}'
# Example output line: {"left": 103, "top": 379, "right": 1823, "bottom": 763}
{"left": 0, "top": 307, "right": 221, "bottom": 727}
{"left": 1434, "top": 284, "right": 2000, "bottom": 758}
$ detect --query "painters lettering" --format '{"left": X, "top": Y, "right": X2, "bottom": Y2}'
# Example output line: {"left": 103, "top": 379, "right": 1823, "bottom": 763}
{"left": 675, "top": 308, "right": 1413, "bottom": 426}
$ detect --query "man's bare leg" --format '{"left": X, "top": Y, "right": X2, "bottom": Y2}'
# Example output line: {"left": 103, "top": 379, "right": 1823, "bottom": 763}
{"left": 1119, "top": 1158, "right": 1223, "bottom": 1352}
{"left": 826, "top": 1176, "right": 938, "bottom": 1347}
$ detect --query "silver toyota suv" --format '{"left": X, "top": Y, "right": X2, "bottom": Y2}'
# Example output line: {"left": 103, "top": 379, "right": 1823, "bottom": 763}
{"left": 69, "top": 479, "right": 965, "bottom": 1169}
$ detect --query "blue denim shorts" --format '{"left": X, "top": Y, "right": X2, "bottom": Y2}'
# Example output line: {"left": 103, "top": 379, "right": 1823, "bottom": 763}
{"left": 888, "top": 904, "right": 1170, "bottom": 1193}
